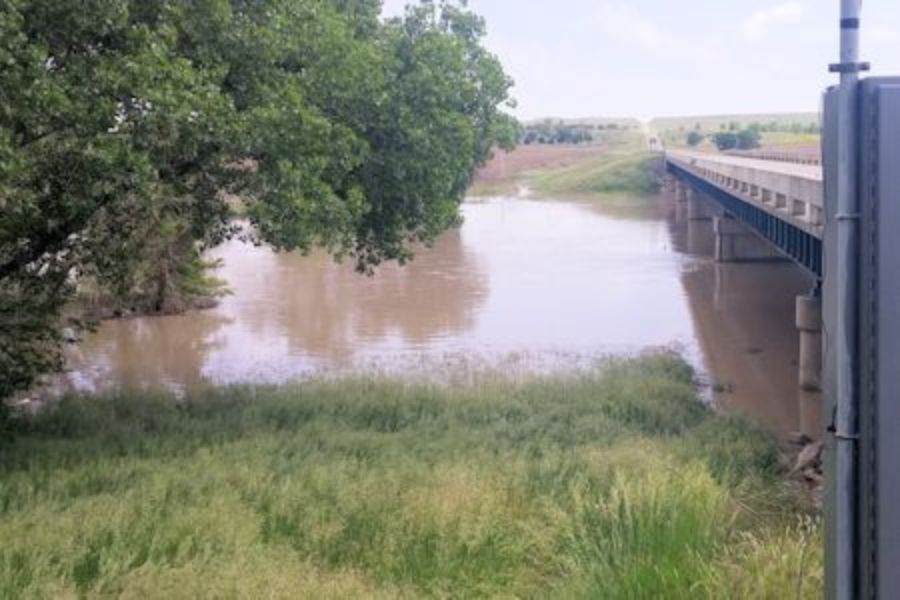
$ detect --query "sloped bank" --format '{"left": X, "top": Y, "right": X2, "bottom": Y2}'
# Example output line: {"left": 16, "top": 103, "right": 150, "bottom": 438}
{"left": 0, "top": 353, "right": 820, "bottom": 598}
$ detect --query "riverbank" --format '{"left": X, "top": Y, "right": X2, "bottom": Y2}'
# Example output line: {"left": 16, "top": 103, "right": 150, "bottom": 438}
{"left": 469, "top": 127, "right": 660, "bottom": 199}
{"left": 528, "top": 151, "right": 661, "bottom": 197}
{"left": 470, "top": 148, "right": 660, "bottom": 199}
{"left": 1, "top": 353, "right": 821, "bottom": 598}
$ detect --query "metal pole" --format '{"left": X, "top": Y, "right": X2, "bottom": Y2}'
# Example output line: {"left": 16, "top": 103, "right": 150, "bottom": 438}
{"left": 830, "top": 0, "right": 865, "bottom": 598}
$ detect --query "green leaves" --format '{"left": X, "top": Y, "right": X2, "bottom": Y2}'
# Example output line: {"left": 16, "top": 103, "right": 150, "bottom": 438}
{"left": 0, "top": 0, "right": 517, "bottom": 398}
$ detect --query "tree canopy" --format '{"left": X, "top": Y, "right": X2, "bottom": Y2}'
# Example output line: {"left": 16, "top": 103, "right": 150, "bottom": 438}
{"left": 686, "top": 131, "right": 704, "bottom": 147}
{"left": 0, "top": 0, "right": 518, "bottom": 399}
{"left": 711, "top": 128, "right": 760, "bottom": 152}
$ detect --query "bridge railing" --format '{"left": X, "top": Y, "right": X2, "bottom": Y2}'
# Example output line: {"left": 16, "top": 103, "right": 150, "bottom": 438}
{"left": 722, "top": 149, "right": 822, "bottom": 166}
{"left": 666, "top": 150, "right": 824, "bottom": 238}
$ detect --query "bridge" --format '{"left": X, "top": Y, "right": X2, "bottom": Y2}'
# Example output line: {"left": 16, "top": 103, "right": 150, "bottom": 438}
{"left": 665, "top": 149, "right": 823, "bottom": 274}
{"left": 662, "top": 149, "right": 824, "bottom": 393}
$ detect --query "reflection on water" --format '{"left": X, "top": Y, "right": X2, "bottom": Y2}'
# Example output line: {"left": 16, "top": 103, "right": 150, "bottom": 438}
{"left": 666, "top": 210, "right": 821, "bottom": 437}
{"left": 64, "top": 192, "right": 821, "bottom": 437}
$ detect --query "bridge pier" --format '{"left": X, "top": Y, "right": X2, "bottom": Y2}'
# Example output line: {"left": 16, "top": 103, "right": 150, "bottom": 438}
{"left": 713, "top": 215, "right": 783, "bottom": 263}
{"left": 796, "top": 294, "right": 822, "bottom": 392}
{"left": 686, "top": 189, "right": 718, "bottom": 221}
{"left": 663, "top": 174, "right": 679, "bottom": 196}
{"left": 670, "top": 179, "right": 689, "bottom": 222}
{"left": 673, "top": 179, "right": 689, "bottom": 202}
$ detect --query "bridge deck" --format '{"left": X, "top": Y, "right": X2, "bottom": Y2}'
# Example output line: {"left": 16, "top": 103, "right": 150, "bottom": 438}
{"left": 666, "top": 150, "right": 824, "bottom": 239}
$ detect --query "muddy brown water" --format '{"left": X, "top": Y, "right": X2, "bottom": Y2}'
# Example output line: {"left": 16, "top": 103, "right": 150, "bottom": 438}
{"left": 62, "top": 192, "right": 821, "bottom": 438}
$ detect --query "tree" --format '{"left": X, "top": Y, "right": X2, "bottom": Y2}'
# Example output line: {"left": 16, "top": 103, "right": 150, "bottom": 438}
{"left": 0, "top": 0, "right": 518, "bottom": 400}
{"left": 686, "top": 131, "right": 704, "bottom": 147}
{"left": 712, "top": 128, "right": 760, "bottom": 151}
{"left": 736, "top": 128, "right": 761, "bottom": 150}
{"left": 712, "top": 132, "right": 739, "bottom": 151}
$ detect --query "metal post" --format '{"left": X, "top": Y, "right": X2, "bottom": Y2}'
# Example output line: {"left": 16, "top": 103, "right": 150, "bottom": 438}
{"left": 828, "top": 1, "right": 867, "bottom": 598}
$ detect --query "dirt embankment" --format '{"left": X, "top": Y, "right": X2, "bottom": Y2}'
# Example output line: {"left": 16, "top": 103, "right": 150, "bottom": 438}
{"left": 473, "top": 144, "right": 608, "bottom": 187}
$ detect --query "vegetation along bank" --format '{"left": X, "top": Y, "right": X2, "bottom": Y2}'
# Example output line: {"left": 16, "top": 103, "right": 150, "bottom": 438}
{"left": 0, "top": 354, "right": 821, "bottom": 598}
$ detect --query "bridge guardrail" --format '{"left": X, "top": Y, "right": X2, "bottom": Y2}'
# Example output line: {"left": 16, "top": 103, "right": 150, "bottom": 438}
{"left": 723, "top": 149, "right": 822, "bottom": 166}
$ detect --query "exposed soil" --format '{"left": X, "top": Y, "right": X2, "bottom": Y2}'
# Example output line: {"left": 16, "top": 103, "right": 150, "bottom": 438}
{"left": 474, "top": 144, "right": 608, "bottom": 185}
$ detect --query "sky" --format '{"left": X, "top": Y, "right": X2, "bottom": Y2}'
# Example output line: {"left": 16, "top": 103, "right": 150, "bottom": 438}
{"left": 380, "top": 0, "right": 900, "bottom": 121}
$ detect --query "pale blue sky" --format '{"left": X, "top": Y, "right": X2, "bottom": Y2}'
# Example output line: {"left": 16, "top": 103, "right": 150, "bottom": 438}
{"left": 381, "top": 1, "right": 900, "bottom": 120}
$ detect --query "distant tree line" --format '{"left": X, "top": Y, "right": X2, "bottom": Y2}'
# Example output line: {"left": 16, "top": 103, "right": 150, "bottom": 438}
{"left": 521, "top": 120, "right": 634, "bottom": 145}
{"left": 711, "top": 129, "right": 761, "bottom": 151}
{"left": 725, "top": 121, "right": 820, "bottom": 135}
{"left": 676, "top": 120, "right": 821, "bottom": 135}
{"left": 686, "top": 127, "right": 761, "bottom": 151}
{"left": 685, "top": 118, "right": 824, "bottom": 151}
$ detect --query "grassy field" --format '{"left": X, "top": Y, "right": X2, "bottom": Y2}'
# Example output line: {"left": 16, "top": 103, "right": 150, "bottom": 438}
{"left": 652, "top": 113, "right": 821, "bottom": 153}
{"left": 0, "top": 354, "right": 821, "bottom": 598}
{"left": 470, "top": 129, "right": 659, "bottom": 199}
{"left": 662, "top": 131, "right": 821, "bottom": 154}
{"left": 650, "top": 113, "right": 818, "bottom": 134}
{"left": 470, "top": 144, "right": 605, "bottom": 197}
{"left": 528, "top": 152, "right": 661, "bottom": 198}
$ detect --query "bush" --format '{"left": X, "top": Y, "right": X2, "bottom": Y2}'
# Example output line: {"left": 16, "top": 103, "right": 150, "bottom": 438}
{"left": 712, "top": 132, "right": 738, "bottom": 151}
{"left": 713, "top": 128, "right": 761, "bottom": 151}
{"left": 687, "top": 131, "right": 705, "bottom": 146}
{"left": 736, "top": 128, "right": 762, "bottom": 150}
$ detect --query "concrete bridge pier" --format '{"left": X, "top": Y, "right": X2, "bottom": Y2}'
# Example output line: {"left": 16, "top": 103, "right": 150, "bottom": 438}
{"left": 686, "top": 188, "right": 718, "bottom": 221}
{"left": 671, "top": 179, "right": 688, "bottom": 222}
{"left": 796, "top": 294, "right": 822, "bottom": 392}
{"left": 713, "top": 215, "right": 783, "bottom": 263}
{"left": 673, "top": 179, "right": 689, "bottom": 203}
{"left": 663, "top": 174, "right": 679, "bottom": 196}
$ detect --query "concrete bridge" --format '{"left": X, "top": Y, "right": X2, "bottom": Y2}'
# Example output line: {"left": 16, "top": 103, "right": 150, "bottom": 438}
{"left": 663, "top": 149, "right": 824, "bottom": 392}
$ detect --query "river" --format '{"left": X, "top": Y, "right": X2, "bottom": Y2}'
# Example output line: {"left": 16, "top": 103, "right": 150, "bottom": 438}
{"left": 62, "top": 191, "right": 822, "bottom": 438}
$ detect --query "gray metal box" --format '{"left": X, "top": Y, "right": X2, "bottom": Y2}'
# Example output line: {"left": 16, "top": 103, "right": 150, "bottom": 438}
{"left": 858, "top": 77, "right": 900, "bottom": 600}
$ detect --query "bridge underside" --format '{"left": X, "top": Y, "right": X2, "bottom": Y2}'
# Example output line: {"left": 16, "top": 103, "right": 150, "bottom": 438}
{"left": 667, "top": 162, "right": 823, "bottom": 278}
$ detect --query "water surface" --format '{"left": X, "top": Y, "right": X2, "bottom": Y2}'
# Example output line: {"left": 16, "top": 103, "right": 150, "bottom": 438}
{"left": 64, "top": 192, "right": 821, "bottom": 436}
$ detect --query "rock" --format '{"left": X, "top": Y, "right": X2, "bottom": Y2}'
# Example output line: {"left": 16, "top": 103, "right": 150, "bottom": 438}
{"left": 802, "top": 468, "right": 824, "bottom": 486}
{"left": 793, "top": 441, "right": 824, "bottom": 474}
{"left": 61, "top": 327, "right": 78, "bottom": 343}
{"left": 786, "top": 431, "right": 813, "bottom": 447}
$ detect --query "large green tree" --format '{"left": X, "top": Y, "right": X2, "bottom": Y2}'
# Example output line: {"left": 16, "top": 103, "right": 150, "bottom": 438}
{"left": 0, "top": 0, "right": 518, "bottom": 399}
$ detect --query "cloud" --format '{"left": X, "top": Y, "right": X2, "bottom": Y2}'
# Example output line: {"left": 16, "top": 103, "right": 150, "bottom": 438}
{"left": 595, "top": 3, "right": 726, "bottom": 66}
{"left": 743, "top": 2, "right": 807, "bottom": 40}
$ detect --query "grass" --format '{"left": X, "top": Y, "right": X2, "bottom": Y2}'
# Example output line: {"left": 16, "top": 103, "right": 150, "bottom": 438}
{"left": 759, "top": 132, "right": 821, "bottom": 147}
{"left": 529, "top": 152, "right": 662, "bottom": 198}
{"left": 467, "top": 177, "right": 521, "bottom": 198}
{"left": 468, "top": 129, "right": 651, "bottom": 198}
{"left": 652, "top": 113, "right": 821, "bottom": 153}
{"left": 650, "top": 113, "right": 818, "bottom": 134}
{"left": 0, "top": 353, "right": 821, "bottom": 598}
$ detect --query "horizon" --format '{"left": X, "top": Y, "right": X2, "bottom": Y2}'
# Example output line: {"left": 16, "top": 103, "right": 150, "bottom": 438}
{"left": 519, "top": 111, "right": 821, "bottom": 124}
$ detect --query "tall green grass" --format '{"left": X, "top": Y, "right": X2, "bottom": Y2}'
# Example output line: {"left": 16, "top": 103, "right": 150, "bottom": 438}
{"left": 0, "top": 353, "right": 820, "bottom": 598}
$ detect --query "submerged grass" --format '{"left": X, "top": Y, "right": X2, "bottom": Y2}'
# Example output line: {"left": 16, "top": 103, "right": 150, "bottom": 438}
{"left": 0, "top": 353, "right": 820, "bottom": 598}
